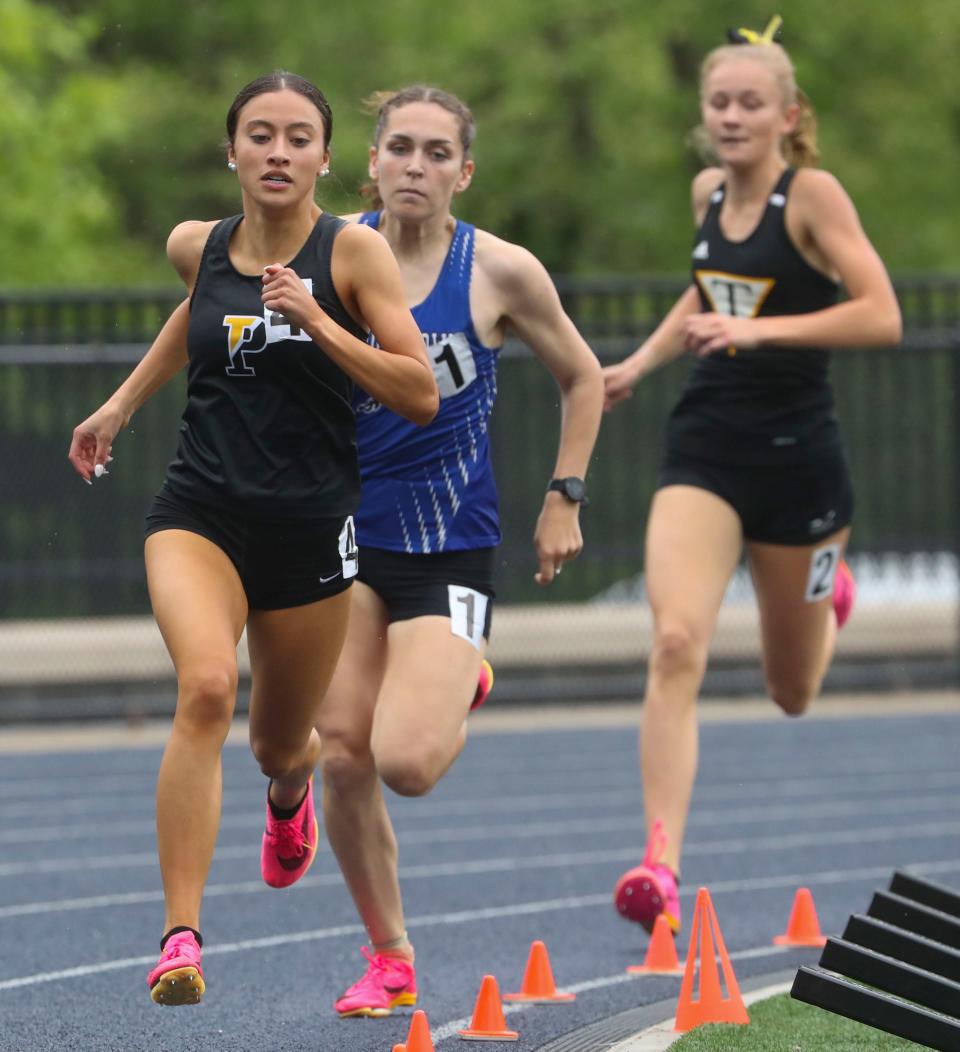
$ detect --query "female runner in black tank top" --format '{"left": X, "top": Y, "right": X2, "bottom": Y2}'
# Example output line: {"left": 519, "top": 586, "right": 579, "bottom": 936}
{"left": 67, "top": 71, "right": 437, "bottom": 1006}
{"left": 602, "top": 25, "right": 901, "bottom": 936}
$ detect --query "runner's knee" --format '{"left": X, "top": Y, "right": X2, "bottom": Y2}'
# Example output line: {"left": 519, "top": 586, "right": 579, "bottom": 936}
{"left": 376, "top": 742, "right": 445, "bottom": 798}
{"left": 767, "top": 676, "right": 818, "bottom": 716}
{"left": 318, "top": 732, "right": 375, "bottom": 796}
{"left": 249, "top": 736, "right": 310, "bottom": 780}
{"left": 174, "top": 663, "right": 237, "bottom": 736}
{"left": 649, "top": 623, "right": 708, "bottom": 681}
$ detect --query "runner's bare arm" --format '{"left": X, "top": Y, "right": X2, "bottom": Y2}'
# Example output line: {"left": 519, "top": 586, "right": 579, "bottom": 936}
{"left": 486, "top": 239, "right": 603, "bottom": 584}
{"left": 68, "top": 298, "right": 190, "bottom": 480}
{"left": 261, "top": 224, "right": 438, "bottom": 425}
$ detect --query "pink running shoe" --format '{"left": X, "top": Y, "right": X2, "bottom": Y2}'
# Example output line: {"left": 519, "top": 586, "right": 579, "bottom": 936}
{"left": 833, "top": 558, "right": 856, "bottom": 629}
{"left": 470, "top": 660, "right": 495, "bottom": 712}
{"left": 260, "top": 776, "right": 319, "bottom": 888}
{"left": 147, "top": 930, "right": 205, "bottom": 1006}
{"left": 334, "top": 946, "right": 418, "bottom": 1018}
{"left": 613, "top": 819, "right": 681, "bottom": 934}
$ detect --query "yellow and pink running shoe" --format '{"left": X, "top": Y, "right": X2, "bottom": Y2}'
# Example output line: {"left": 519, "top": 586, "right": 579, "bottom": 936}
{"left": 613, "top": 819, "right": 681, "bottom": 935}
{"left": 260, "top": 776, "right": 319, "bottom": 888}
{"left": 470, "top": 659, "right": 494, "bottom": 712}
{"left": 147, "top": 929, "right": 205, "bottom": 1006}
{"left": 334, "top": 946, "right": 418, "bottom": 1018}
{"left": 833, "top": 559, "right": 856, "bottom": 629}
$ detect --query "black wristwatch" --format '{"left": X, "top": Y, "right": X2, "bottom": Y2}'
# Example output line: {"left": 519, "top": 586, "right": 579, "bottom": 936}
{"left": 547, "top": 476, "right": 589, "bottom": 507}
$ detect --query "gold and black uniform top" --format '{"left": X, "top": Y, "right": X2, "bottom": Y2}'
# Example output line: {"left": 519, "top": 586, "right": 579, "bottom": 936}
{"left": 667, "top": 168, "right": 842, "bottom": 465}
{"left": 163, "top": 212, "right": 366, "bottom": 518}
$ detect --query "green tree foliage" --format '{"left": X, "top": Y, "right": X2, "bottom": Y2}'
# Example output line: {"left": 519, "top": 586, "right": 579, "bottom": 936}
{"left": 5, "top": 0, "right": 960, "bottom": 285}
{"left": 0, "top": 0, "right": 155, "bottom": 282}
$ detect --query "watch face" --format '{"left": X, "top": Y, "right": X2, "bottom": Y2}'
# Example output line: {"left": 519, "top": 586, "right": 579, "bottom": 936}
{"left": 562, "top": 478, "right": 586, "bottom": 501}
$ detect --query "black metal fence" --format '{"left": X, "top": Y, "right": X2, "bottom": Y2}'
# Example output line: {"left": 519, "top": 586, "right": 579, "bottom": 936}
{"left": 1, "top": 276, "right": 959, "bottom": 699}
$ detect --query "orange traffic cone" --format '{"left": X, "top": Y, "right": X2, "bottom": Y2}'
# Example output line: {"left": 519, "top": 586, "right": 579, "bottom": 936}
{"left": 458, "top": 975, "right": 519, "bottom": 1041}
{"left": 774, "top": 887, "right": 827, "bottom": 947}
{"left": 674, "top": 887, "right": 749, "bottom": 1032}
{"left": 504, "top": 940, "right": 576, "bottom": 1002}
{"left": 403, "top": 1009, "right": 435, "bottom": 1052}
{"left": 627, "top": 913, "right": 685, "bottom": 975}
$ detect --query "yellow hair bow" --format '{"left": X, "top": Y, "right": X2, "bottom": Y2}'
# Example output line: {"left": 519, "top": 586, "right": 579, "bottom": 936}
{"left": 727, "top": 15, "right": 783, "bottom": 46}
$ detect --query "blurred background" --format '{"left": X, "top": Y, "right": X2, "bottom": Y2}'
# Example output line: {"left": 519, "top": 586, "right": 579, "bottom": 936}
{"left": 2, "top": 0, "right": 959, "bottom": 719}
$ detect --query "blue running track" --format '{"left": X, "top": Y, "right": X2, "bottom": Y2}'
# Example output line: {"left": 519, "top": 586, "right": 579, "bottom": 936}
{"left": 1, "top": 701, "right": 958, "bottom": 1051}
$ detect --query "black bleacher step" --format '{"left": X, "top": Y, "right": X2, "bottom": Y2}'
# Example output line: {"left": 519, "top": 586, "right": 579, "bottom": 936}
{"left": 792, "top": 966, "right": 960, "bottom": 1052}
{"left": 821, "top": 937, "right": 960, "bottom": 1018}
{"left": 891, "top": 871, "right": 960, "bottom": 920}
{"left": 843, "top": 914, "right": 960, "bottom": 983}
{"left": 868, "top": 890, "right": 960, "bottom": 950}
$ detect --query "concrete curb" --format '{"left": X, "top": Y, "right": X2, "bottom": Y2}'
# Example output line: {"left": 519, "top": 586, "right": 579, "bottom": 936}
{"left": 0, "top": 601, "right": 953, "bottom": 686}
{"left": 532, "top": 969, "right": 801, "bottom": 1051}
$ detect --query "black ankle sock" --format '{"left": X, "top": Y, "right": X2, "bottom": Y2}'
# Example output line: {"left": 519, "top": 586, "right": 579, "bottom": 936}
{"left": 161, "top": 926, "right": 203, "bottom": 951}
{"left": 268, "top": 781, "right": 309, "bottom": 821}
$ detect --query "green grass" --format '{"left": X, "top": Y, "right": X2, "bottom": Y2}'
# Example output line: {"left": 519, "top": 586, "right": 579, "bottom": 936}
{"left": 669, "top": 992, "right": 929, "bottom": 1050}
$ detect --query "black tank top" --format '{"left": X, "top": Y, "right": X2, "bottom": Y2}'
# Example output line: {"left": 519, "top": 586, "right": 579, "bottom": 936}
{"left": 666, "top": 168, "right": 842, "bottom": 465}
{"left": 163, "top": 212, "right": 366, "bottom": 517}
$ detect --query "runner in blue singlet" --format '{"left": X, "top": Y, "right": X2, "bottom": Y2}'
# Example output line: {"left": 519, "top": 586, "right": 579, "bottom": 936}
{"left": 316, "top": 86, "right": 604, "bottom": 1019}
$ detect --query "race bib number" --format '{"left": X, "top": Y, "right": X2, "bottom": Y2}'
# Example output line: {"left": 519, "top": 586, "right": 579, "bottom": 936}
{"left": 338, "top": 516, "right": 359, "bottom": 580}
{"left": 430, "top": 333, "right": 477, "bottom": 398}
{"left": 805, "top": 542, "right": 840, "bottom": 602}
{"left": 448, "top": 584, "right": 488, "bottom": 650}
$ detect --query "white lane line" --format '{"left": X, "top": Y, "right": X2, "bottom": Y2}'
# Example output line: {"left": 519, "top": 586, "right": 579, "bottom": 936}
{"left": 2, "top": 790, "right": 959, "bottom": 847}
{"left": 0, "top": 850, "right": 631, "bottom": 919}
{"left": 5, "top": 766, "right": 960, "bottom": 819}
{"left": 4, "top": 856, "right": 960, "bottom": 992}
{"left": 681, "top": 822, "right": 960, "bottom": 859}
{"left": 0, "top": 894, "right": 609, "bottom": 993}
{"left": 3, "top": 840, "right": 960, "bottom": 922}
{"left": 1, "top": 741, "right": 953, "bottom": 797}
{"left": 0, "top": 785, "right": 645, "bottom": 822}
{"left": 0, "top": 751, "right": 636, "bottom": 795}
{"left": 0, "top": 847, "right": 229, "bottom": 878}
{"left": 3, "top": 816, "right": 960, "bottom": 886}
{"left": 0, "top": 857, "right": 642, "bottom": 919}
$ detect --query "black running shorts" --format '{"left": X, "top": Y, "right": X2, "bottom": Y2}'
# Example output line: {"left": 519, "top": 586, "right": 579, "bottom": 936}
{"left": 657, "top": 447, "right": 854, "bottom": 545}
{"left": 357, "top": 545, "right": 495, "bottom": 646}
{"left": 144, "top": 489, "right": 357, "bottom": 609}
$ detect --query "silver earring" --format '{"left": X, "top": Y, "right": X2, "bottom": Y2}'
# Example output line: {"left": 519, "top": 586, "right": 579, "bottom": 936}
{"left": 320, "top": 167, "right": 330, "bottom": 177}
{"left": 227, "top": 161, "right": 237, "bottom": 172}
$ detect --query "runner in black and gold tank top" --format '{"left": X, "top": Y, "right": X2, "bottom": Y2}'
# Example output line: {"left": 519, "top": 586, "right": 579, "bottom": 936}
{"left": 165, "top": 209, "right": 364, "bottom": 519}
{"left": 670, "top": 166, "right": 841, "bottom": 466}
{"left": 68, "top": 71, "right": 438, "bottom": 1007}
{"left": 602, "top": 21, "right": 901, "bottom": 937}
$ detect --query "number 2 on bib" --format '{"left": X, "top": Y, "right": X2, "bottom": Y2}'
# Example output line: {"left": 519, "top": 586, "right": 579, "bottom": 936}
{"left": 804, "top": 542, "right": 840, "bottom": 603}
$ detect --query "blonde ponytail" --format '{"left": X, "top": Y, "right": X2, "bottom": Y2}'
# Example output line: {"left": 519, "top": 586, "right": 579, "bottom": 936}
{"left": 784, "top": 88, "right": 819, "bottom": 168}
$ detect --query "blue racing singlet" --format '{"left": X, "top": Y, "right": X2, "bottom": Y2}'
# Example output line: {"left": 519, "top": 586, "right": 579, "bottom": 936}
{"left": 353, "top": 214, "right": 501, "bottom": 553}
